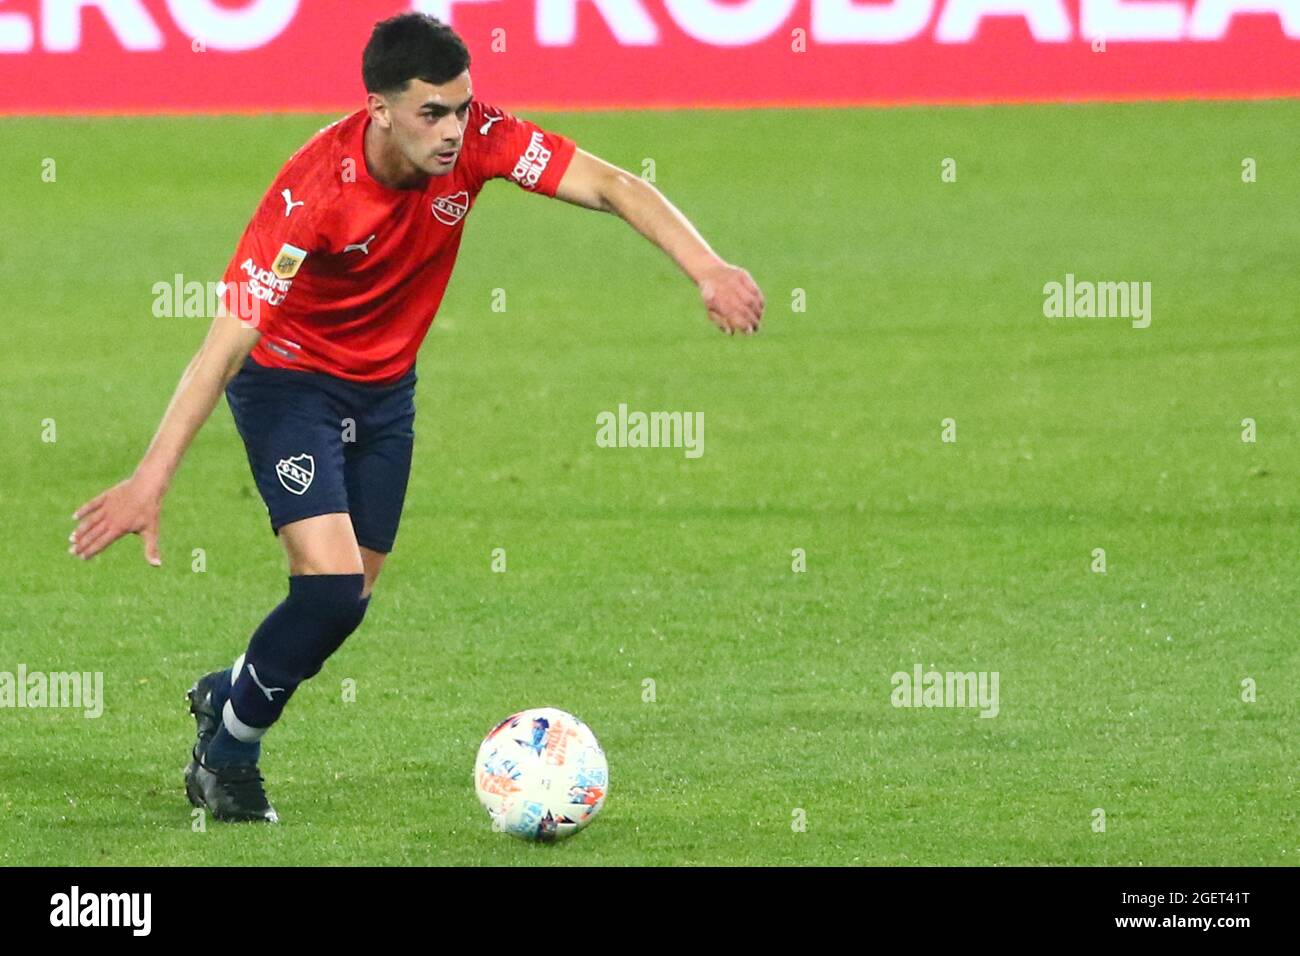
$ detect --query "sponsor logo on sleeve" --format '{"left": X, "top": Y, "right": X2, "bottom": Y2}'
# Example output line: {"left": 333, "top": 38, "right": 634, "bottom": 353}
{"left": 510, "top": 131, "right": 552, "bottom": 190}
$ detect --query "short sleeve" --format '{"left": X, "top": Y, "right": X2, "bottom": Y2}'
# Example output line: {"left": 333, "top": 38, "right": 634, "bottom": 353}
{"left": 466, "top": 102, "right": 577, "bottom": 198}
{"left": 220, "top": 177, "right": 326, "bottom": 333}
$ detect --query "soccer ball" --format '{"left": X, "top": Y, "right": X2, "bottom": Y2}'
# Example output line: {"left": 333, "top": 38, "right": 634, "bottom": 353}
{"left": 474, "top": 707, "right": 608, "bottom": 841}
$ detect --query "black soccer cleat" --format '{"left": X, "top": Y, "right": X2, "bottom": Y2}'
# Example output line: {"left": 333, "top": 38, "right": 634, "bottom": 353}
{"left": 185, "top": 758, "right": 279, "bottom": 823}
{"left": 183, "top": 670, "right": 278, "bottom": 823}
{"left": 183, "top": 670, "right": 225, "bottom": 788}
{"left": 186, "top": 670, "right": 225, "bottom": 747}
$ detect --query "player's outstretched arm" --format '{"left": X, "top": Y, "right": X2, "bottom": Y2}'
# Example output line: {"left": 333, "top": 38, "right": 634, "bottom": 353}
{"left": 553, "top": 148, "right": 764, "bottom": 335}
{"left": 70, "top": 308, "right": 261, "bottom": 565}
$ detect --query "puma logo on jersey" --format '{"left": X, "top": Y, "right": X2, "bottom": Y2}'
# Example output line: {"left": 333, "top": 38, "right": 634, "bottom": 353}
{"left": 247, "top": 663, "right": 286, "bottom": 701}
{"left": 479, "top": 113, "right": 503, "bottom": 135}
{"left": 344, "top": 234, "right": 376, "bottom": 255}
{"left": 281, "top": 188, "right": 305, "bottom": 217}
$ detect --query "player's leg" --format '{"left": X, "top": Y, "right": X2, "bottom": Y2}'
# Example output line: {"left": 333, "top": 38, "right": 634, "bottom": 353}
{"left": 202, "top": 370, "right": 410, "bottom": 788}
{"left": 219, "top": 513, "right": 367, "bottom": 744}
{"left": 186, "top": 362, "right": 359, "bottom": 821}
{"left": 193, "top": 515, "right": 370, "bottom": 817}
{"left": 187, "top": 364, "right": 413, "bottom": 821}
{"left": 281, "top": 512, "right": 366, "bottom": 576}
{"left": 192, "top": 516, "right": 367, "bottom": 816}
{"left": 207, "top": 518, "right": 385, "bottom": 772}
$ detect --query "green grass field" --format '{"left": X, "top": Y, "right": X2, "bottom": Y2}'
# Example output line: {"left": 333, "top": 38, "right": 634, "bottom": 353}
{"left": 2, "top": 100, "right": 1298, "bottom": 865}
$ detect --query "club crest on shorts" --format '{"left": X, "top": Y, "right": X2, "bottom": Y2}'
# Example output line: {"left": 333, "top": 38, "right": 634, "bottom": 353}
{"left": 432, "top": 190, "right": 469, "bottom": 226}
{"left": 275, "top": 453, "right": 314, "bottom": 495}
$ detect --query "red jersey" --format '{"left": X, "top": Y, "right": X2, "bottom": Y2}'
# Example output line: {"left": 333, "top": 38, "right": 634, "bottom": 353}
{"left": 220, "top": 102, "right": 577, "bottom": 383}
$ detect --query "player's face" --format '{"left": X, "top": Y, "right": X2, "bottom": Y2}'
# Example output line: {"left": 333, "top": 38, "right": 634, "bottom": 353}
{"left": 380, "top": 72, "right": 472, "bottom": 178}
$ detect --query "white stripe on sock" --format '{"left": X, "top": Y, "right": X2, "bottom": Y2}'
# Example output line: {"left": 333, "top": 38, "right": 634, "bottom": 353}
{"left": 222, "top": 698, "right": 268, "bottom": 742}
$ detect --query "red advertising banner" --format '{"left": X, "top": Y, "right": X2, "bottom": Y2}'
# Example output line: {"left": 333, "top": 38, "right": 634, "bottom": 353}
{"left": 1, "top": 1, "right": 1298, "bottom": 114}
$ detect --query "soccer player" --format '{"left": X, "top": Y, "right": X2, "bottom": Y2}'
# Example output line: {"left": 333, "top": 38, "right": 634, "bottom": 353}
{"left": 69, "top": 13, "right": 764, "bottom": 823}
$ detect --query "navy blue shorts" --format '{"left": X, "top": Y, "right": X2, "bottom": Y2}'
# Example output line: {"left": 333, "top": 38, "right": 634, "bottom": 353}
{"left": 225, "top": 358, "right": 416, "bottom": 554}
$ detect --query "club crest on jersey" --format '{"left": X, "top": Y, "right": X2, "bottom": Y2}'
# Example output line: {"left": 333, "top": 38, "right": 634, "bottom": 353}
{"left": 272, "top": 243, "right": 308, "bottom": 279}
{"left": 432, "top": 190, "right": 469, "bottom": 226}
{"left": 275, "top": 454, "right": 314, "bottom": 495}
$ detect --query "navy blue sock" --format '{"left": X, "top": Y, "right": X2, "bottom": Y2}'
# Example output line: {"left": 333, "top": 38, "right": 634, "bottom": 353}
{"left": 217, "top": 574, "right": 368, "bottom": 757}
{"left": 202, "top": 669, "right": 261, "bottom": 767}
{"left": 205, "top": 722, "right": 260, "bottom": 767}
{"left": 211, "top": 667, "right": 232, "bottom": 711}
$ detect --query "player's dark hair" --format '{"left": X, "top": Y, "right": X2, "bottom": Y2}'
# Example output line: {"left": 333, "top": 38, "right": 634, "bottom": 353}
{"left": 362, "top": 13, "right": 471, "bottom": 95}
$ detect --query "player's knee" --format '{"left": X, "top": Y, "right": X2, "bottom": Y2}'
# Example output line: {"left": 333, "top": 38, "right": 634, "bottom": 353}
{"left": 284, "top": 573, "right": 368, "bottom": 684}
{"left": 289, "top": 554, "right": 365, "bottom": 578}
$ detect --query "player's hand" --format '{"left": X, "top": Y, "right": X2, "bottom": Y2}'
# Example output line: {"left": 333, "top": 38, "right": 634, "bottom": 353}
{"left": 70, "top": 476, "right": 163, "bottom": 565}
{"left": 698, "top": 262, "right": 764, "bottom": 336}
